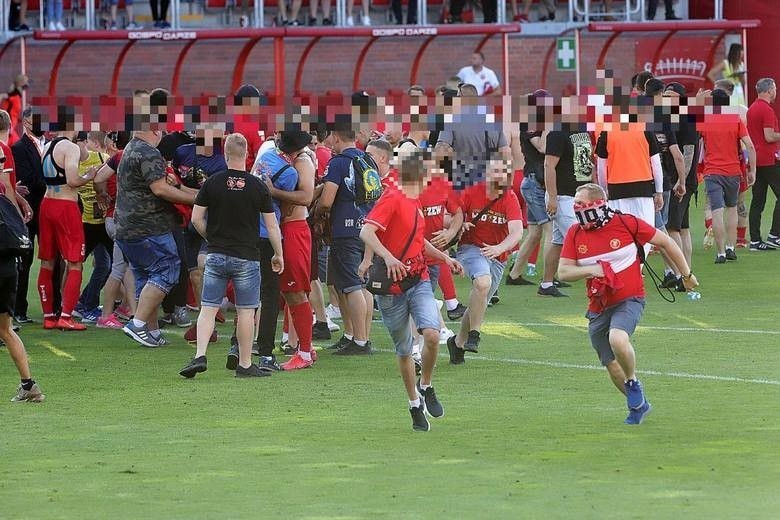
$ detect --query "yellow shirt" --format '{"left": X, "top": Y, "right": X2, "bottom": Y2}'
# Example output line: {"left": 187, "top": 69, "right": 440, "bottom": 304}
{"left": 78, "top": 151, "right": 107, "bottom": 225}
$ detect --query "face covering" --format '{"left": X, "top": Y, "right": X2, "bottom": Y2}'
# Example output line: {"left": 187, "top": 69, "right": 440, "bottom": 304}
{"left": 573, "top": 198, "right": 614, "bottom": 230}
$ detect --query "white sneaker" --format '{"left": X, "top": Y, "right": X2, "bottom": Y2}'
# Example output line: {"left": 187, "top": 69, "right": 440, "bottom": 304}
{"left": 439, "top": 327, "right": 455, "bottom": 345}
{"left": 361, "top": 14, "right": 371, "bottom": 25}
{"left": 55, "top": 21, "right": 66, "bottom": 30}
{"left": 125, "top": 22, "right": 141, "bottom": 29}
{"left": 326, "top": 303, "right": 341, "bottom": 320}
{"left": 327, "top": 316, "right": 340, "bottom": 332}
{"left": 346, "top": 15, "right": 355, "bottom": 26}
{"left": 47, "top": 21, "right": 57, "bottom": 30}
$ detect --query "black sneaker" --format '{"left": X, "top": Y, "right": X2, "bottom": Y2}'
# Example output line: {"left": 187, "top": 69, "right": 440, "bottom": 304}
{"left": 327, "top": 335, "right": 349, "bottom": 350}
{"left": 160, "top": 313, "right": 174, "bottom": 326}
{"left": 226, "top": 344, "right": 239, "bottom": 370}
{"left": 538, "top": 285, "right": 568, "bottom": 297}
{"left": 660, "top": 272, "right": 678, "bottom": 288}
{"left": 282, "top": 342, "right": 297, "bottom": 356}
{"left": 417, "top": 379, "right": 444, "bottom": 418}
{"left": 332, "top": 339, "right": 373, "bottom": 356}
{"left": 312, "top": 321, "right": 332, "bottom": 340}
{"left": 714, "top": 255, "right": 726, "bottom": 264}
{"left": 725, "top": 248, "right": 737, "bottom": 261}
{"left": 463, "top": 330, "right": 481, "bottom": 353}
{"left": 750, "top": 241, "right": 777, "bottom": 251}
{"left": 489, "top": 291, "right": 500, "bottom": 306}
{"left": 675, "top": 278, "right": 687, "bottom": 292}
{"left": 553, "top": 278, "right": 571, "bottom": 288}
{"left": 506, "top": 275, "right": 534, "bottom": 286}
{"left": 446, "top": 335, "right": 465, "bottom": 365}
{"left": 235, "top": 363, "right": 271, "bottom": 378}
{"left": 410, "top": 403, "right": 430, "bottom": 432}
{"left": 179, "top": 356, "right": 207, "bottom": 378}
{"left": 414, "top": 357, "right": 422, "bottom": 376}
{"left": 13, "top": 315, "right": 33, "bottom": 324}
{"left": 767, "top": 235, "right": 780, "bottom": 248}
{"left": 446, "top": 303, "right": 467, "bottom": 321}
{"left": 259, "top": 355, "right": 282, "bottom": 372}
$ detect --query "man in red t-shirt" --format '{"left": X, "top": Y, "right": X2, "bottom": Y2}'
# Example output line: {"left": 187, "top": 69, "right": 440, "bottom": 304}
{"left": 746, "top": 78, "right": 780, "bottom": 249}
{"left": 699, "top": 90, "right": 756, "bottom": 263}
{"left": 558, "top": 183, "right": 697, "bottom": 425}
{"left": 447, "top": 161, "right": 523, "bottom": 363}
{"left": 360, "top": 151, "right": 462, "bottom": 432}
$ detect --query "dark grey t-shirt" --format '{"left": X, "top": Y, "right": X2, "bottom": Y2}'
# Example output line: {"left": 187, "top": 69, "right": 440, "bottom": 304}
{"left": 115, "top": 137, "right": 178, "bottom": 240}
{"left": 436, "top": 112, "right": 507, "bottom": 188}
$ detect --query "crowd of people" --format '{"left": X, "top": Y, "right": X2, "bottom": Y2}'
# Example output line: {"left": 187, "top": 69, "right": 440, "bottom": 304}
{"left": 1, "top": 62, "right": 778, "bottom": 431}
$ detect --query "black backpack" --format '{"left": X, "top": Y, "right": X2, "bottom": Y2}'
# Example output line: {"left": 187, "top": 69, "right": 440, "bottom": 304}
{"left": 338, "top": 152, "right": 383, "bottom": 207}
{"left": 0, "top": 195, "right": 31, "bottom": 257}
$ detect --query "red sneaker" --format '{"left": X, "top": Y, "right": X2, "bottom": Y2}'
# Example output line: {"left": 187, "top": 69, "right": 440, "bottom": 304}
{"left": 184, "top": 324, "right": 217, "bottom": 343}
{"left": 281, "top": 353, "right": 313, "bottom": 371}
{"left": 43, "top": 317, "right": 59, "bottom": 330}
{"left": 57, "top": 317, "right": 87, "bottom": 331}
{"left": 215, "top": 310, "right": 226, "bottom": 323}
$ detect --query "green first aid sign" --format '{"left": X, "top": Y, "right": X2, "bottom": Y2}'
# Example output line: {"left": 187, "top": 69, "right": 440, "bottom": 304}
{"left": 556, "top": 37, "right": 576, "bottom": 71}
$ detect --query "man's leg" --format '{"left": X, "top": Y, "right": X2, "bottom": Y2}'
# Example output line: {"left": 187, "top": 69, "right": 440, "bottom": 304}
{"left": 608, "top": 328, "right": 636, "bottom": 382}
{"left": 235, "top": 308, "right": 256, "bottom": 369}
{"left": 763, "top": 165, "right": 780, "bottom": 239}
{"left": 605, "top": 360, "right": 627, "bottom": 395}
{"left": 725, "top": 205, "right": 738, "bottom": 250}
{"left": 749, "top": 167, "right": 770, "bottom": 243}
{"left": 455, "top": 274, "right": 490, "bottom": 346}
{"left": 680, "top": 228, "right": 692, "bottom": 268}
{"left": 508, "top": 223, "right": 541, "bottom": 279}
{"left": 194, "top": 306, "right": 219, "bottom": 358}
{"left": 345, "top": 289, "right": 368, "bottom": 341}
{"left": 256, "top": 239, "right": 281, "bottom": 357}
{"left": 0, "top": 314, "right": 31, "bottom": 380}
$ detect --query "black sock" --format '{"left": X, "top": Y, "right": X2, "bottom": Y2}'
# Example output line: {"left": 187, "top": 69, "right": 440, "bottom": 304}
{"left": 21, "top": 379, "right": 34, "bottom": 391}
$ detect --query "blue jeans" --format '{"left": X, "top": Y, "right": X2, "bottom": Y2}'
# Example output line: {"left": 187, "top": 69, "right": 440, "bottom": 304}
{"left": 117, "top": 232, "right": 180, "bottom": 298}
{"left": 201, "top": 253, "right": 260, "bottom": 309}
{"left": 375, "top": 280, "right": 441, "bottom": 357}
{"left": 46, "top": 0, "right": 63, "bottom": 23}
{"left": 78, "top": 242, "right": 112, "bottom": 311}
{"left": 520, "top": 175, "right": 551, "bottom": 225}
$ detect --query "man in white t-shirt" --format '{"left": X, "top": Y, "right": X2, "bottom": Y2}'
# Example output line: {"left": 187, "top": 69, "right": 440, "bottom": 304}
{"left": 456, "top": 52, "right": 502, "bottom": 97}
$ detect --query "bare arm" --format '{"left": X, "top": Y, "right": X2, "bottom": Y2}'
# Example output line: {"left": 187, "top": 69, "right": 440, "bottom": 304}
{"left": 763, "top": 127, "right": 780, "bottom": 144}
{"left": 557, "top": 257, "right": 603, "bottom": 282}
{"left": 741, "top": 135, "right": 757, "bottom": 185}
{"left": 430, "top": 207, "right": 464, "bottom": 249}
{"left": 649, "top": 230, "right": 697, "bottom": 289}
{"left": 93, "top": 162, "right": 115, "bottom": 184}
{"left": 313, "top": 181, "right": 338, "bottom": 218}
{"left": 191, "top": 204, "right": 207, "bottom": 239}
{"left": 706, "top": 61, "right": 725, "bottom": 85}
{"left": 149, "top": 177, "right": 197, "bottom": 205}
{"left": 64, "top": 145, "right": 94, "bottom": 188}
{"left": 480, "top": 219, "right": 523, "bottom": 260}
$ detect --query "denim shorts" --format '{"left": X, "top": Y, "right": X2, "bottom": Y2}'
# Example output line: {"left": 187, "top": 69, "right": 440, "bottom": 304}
{"left": 329, "top": 236, "right": 365, "bottom": 294}
{"left": 586, "top": 297, "right": 645, "bottom": 366}
{"left": 117, "top": 232, "right": 180, "bottom": 298}
{"left": 375, "top": 280, "right": 441, "bottom": 357}
{"left": 428, "top": 263, "right": 441, "bottom": 290}
{"left": 456, "top": 244, "right": 505, "bottom": 304}
{"left": 520, "top": 175, "right": 551, "bottom": 225}
{"left": 202, "top": 253, "right": 260, "bottom": 309}
{"left": 654, "top": 190, "right": 671, "bottom": 229}
{"left": 547, "top": 194, "right": 577, "bottom": 245}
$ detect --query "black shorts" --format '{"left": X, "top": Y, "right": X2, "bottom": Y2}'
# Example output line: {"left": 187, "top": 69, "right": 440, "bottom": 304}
{"left": 667, "top": 191, "right": 694, "bottom": 231}
{"left": 0, "top": 257, "right": 19, "bottom": 315}
{"left": 184, "top": 225, "right": 206, "bottom": 272}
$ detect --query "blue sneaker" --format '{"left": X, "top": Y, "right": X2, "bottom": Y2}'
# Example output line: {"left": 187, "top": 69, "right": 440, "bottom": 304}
{"left": 80, "top": 308, "right": 102, "bottom": 323}
{"left": 624, "top": 379, "right": 645, "bottom": 410}
{"left": 624, "top": 401, "right": 652, "bottom": 425}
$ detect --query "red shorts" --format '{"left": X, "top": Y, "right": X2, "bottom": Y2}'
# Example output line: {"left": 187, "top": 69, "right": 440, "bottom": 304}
{"left": 38, "top": 198, "right": 85, "bottom": 263}
{"left": 280, "top": 220, "right": 312, "bottom": 293}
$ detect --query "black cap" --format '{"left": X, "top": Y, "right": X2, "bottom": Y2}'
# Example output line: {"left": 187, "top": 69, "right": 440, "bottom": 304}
{"left": 75, "top": 131, "right": 88, "bottom": 142}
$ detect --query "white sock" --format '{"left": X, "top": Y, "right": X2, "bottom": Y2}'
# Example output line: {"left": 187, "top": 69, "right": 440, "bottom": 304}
{"left": 664, "top": 268, "right": 673, "bottom": 276}
{"left": 132, "top": 318, "right": 146, "bottom": 328}
{"left": 540, "top": 281, "right": 554, "bottom": 289}
{"left": 445, "top": 299, "right": 458, "bottom": 311}
{"left": 344, "top": 333, "right": 353, "bottom": 340}
{"left": 354, "top": 339, "right": 367, "bottom": 346}
{"left": 419, "top": 382, "right": 431, "bottom": 391}
{"left": 281, "top": 332, "right": 288, "bottom": 342}
{"left": 528, "top": 263, "right": 536, "bottom": 269}
{"left": 409, "top": 398, "right": 421, "bottom": 408}
{"left": 299, "top": 350, "right": 312, "bottom": 361}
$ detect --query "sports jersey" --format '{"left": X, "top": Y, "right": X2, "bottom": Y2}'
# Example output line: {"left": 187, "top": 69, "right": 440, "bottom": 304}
{"left": 172, "top": 144, "right": 227, "bottom": 189}
{"left": 699, "top": 114, "right": 748, "bottom": 176}
{"left": 458, "top": 183, "right": 522, "bottom": 262}
{"left": 78, "top": 151, "right": 107, "bottom": 224}
{"left": 418, "top": 176, "right": 460, "bottom": 265}
{"left": 456, "top": 65, "right": 500, "bottom": 96}
{"left": 747, "top": 98, "right": 780, "bottom": 167}
{"left": 561, "top": 214, "right": 657, "bottom": 312}
{"left": 0, "top": 141, "right": 16, "bottom": 188}
{"left": 364, "top": 188, "right": 429, "bottom": 295}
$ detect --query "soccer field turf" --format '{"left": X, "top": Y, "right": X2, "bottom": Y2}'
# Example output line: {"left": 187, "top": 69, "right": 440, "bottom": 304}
{"left": 2, "top": 227, "right": 779, "bottom": 518}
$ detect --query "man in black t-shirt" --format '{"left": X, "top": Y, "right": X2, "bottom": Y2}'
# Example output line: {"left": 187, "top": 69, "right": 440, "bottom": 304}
{"left": 179, "top": 133, "right": 284, "bottom": 379}
{"left": 542, "top": 127, "right": 594, "bottom": 297}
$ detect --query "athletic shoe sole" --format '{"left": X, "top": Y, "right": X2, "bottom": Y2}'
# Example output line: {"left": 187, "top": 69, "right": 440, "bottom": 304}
{"left": 179, "top": 362, "right": 207, "bottom": 379}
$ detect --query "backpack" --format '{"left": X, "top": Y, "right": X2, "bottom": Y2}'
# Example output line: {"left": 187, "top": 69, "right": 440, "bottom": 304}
{"left": 339, "top": 152, "right": 383, "bottom": 206}
{"left": 0, "top": 195, "right": 31, "bottom": 257}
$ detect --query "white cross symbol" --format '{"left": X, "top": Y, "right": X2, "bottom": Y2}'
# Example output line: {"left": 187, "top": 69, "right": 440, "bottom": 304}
{"left": 559, "top": 41, "right": 575, "bottom": 68}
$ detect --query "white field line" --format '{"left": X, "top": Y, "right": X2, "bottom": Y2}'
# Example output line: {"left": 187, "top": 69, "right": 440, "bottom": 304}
{"left": 443, "top": 321, "right": 780, "bottom": 336}
{"left": 378, "top": 349, "right": 780, "bottom": 386}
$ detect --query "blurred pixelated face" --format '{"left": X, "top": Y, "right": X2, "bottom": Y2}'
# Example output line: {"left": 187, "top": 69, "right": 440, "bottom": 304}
{"left": 365, "top": 145, "right": 389, "bottom": 173}
{"left": 384, "top": 122, "right": 403, "bottom": 145}
{"left": 470, "top": 53, "right": 483, "bottom": 68}
{"left": 486, "top": 159, "right": 511, "bottom": 193}
{"left": 195, "top": 126, "right": 223, "bottom": 149}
